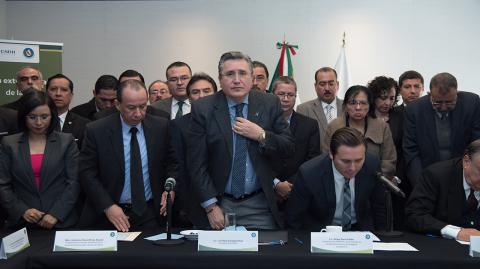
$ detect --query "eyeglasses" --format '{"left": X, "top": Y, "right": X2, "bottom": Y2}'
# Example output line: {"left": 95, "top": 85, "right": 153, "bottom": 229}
{"left": 430, "top": 97, "right": 457, "bottom": 108}
{"left": 221, "top": 70, "right": 250, "bottom": 80}
{"left": 167, "top": 76, "right": 190, "bottom": 83}
{"left": 275, "top": 92, "right": 296, "bottom": 99}
{"left": 347, "top": 100, "right": 369, "bottom": 107}
{"left": 26, "top": 114, "right": 51, "bottom": 121}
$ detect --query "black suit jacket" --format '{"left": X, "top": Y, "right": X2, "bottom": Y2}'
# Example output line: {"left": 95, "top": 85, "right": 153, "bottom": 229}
{"left": 188, "top": 90, "right": 294, "bottom": 228}
{"left": 78, "top": 113, "right": 177, "bottom": 227}
{"left": 286, "top": 153, "right": 387, "bottom": 231}
{"left": 0, "top": 107, "right": 18, "bottom": 139}
{"left": 271, "top": 111, "right": 320, "bottom": 182}
{"left": 71, "top": 98, "right": 98, "bottom": 121}
{"left": 93, "top": 106, "right": 170, "bottom": 121}
{"left": 1, "top": 99, "right": 22, "bottom": 111}
{"left": 403, "top": 92, "right": 480, "bottom": 186}
{"left": 0, "top": 132, "right": 80, "bottom": 228}
{"left": 61, "top": 111, "right": 90, "bottom": 148}
{"left": 170, "top": 114, "right": 209, "bottom": 228}
{"left": 405, "top": 158, "right": 473, "bottom": 235}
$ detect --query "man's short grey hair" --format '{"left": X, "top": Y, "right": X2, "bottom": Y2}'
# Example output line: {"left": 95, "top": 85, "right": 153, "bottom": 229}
{"left": 16, "top": 66, "right": 43, "bottom": 80}
{"left": 430, "top": 72, "right": 457, "bottom": 95}
{"left": 218, "top": 51, "right": 254, "bottom": 77}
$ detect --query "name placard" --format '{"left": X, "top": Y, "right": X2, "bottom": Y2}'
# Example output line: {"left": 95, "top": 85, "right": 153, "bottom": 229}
{"left": 198, "top": 231, "right": 258, "bottom": 252}
{"left": 53, "top": 231, "right": 117, "bottom": 252}
{"left": 0, "top": 227, "right": 30, "bottom": 259}
{"left": 470, "top": 236, "right": 480, "bottom": 257}
{"left": 311, "top": 232, "right": 373, "bottom": 254}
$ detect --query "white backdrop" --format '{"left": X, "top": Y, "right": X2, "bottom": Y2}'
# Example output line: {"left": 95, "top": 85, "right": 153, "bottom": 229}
{"left": 3, "top": 0, "right": 480, "bottom": 106}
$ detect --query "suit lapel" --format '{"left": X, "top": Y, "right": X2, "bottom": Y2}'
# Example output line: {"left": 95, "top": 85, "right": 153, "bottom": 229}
{"left": 423, "top": 103, "right": 439, "bottom": 152}
{"left": 213, "top": 92, "right": 233, "bottom": 156}
{"left": 18, "top": 134, "right": 38, "bottom": 192}
{"left": 109, "top": 115, "right": 125, "bottom": 174}
{"left": 312, "top": 99, "right": 327, "bottom": 131}
{"left": 289, "top": 112, "right": 297, "bottom": 133}
{"left": 38, "top": 133, "right": 58, "bottom": 192}
{"left": 62, "top": 111, "right": 74, "bottom": 132}
{"left": 322, "top": 158, "right": 337, "bottom": 222}
{"left": 142, "top": 115, "right": 154, "bottom": 180}
{"left": 448, "top": 159, "right": 465, "bottom": 222}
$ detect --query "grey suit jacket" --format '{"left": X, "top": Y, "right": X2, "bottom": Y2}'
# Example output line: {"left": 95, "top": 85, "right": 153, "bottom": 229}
{"left": 152, "top": 97, "right": 173, "bottom": 116}
{"left": 188, "top": 90, "right": 295, "bottom": 228}
{"left": 0, "top": 131, "right": 80, "bottom": 228}
{"left": 296, "top": 97, "right": 343, "bottom": 149}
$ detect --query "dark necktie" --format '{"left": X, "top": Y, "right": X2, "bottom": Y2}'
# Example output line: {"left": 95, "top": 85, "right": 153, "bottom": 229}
{"left": 231, "top": 103, "right": 247, "bottom": 198}
{"left": 175, "top": 101, "right": 184, "bottom": 119}
{"left": 130, "top": 127, "right": 146, "bottom": 216}
{"left": 342, "top": 177, "right": 352, "bottom": 231}
{"left": 468, "top": 189, "right": 478, "bottom": 212}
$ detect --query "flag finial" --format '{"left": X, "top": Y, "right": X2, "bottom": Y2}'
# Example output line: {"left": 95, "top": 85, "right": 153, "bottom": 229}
{"left": 342, "top": 32, "right": 346, "bottom": 48}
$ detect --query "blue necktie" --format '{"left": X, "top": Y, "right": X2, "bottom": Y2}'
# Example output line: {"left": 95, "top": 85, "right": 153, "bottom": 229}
{"left": 342, "top": 177, "right": 352, "bottom": 231}
{"left": 231, "top": 103, "right": 247, "bottom": 198}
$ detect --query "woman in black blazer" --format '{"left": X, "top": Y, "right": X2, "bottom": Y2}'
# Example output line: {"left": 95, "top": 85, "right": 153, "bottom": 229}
{"left": 0, "top": 89, "right": 80, "bottom": 229}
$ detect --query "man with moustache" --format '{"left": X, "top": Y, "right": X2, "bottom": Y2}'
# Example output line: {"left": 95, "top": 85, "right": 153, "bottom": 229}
{"left": 252, "top": 61, "right": 269, "bottom": 92}
{"left": 148, "top": 80, "right": 171, "bottom": 104}
{"left": 297, "top": 67, "right": 344, "bottom": 149}
{"left": 153, "top": 62, "right": 192, "bottom": 119}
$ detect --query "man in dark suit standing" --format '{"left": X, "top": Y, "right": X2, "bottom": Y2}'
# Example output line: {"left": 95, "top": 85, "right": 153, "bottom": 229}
{"left": 46, "top": 74, "right": 90, "bottom": 148}
{"left": 153, "top": 62, "right": 192, "bottom": 119}
{"left": 270, "top": 76, "right": 320, "bottom": 201}
{"left": 79, "top": 79, "right": 177, "bottom": 231}
{"left": 188, "top": 51, "right": 294, "bottom": 230}
{"left": 406, "top": 139, "right": 480, "bottom": 242}
{"left": 287, "top": 127, "right": 386, "bottom": 231}
{"left": 403, "top": 72, "right": 480, "bottom": 186}
{"left": 71, "top": 75, "right": 118, "bottom": 121}
{"left": 170, "top": 72, "right": 217, "bottom": 228}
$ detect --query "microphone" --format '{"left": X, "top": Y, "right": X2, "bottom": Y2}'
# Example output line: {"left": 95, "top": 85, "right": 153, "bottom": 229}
{"left": 164, "top": 178, "right": 176, "bottom": 192}
{"left": 376, "top": 172, "right": 406, "bottom": 198}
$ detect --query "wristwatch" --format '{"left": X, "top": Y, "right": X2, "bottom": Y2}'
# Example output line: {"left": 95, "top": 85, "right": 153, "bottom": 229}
{"left": 258, "top": 130, "right": 266, "bottom": 146}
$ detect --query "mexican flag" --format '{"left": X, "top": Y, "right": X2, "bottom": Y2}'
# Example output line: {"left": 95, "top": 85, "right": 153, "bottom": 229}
{"left": 268, "top": 41, "right": 298, "bottom": 93}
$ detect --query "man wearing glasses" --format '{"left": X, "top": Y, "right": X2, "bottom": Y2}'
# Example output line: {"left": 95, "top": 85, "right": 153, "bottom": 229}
{"left": 188, "top": 51, "right": 294, "bottom": 230}
{"left": 153, "top": 62, "right": 192, "bottom": 119}
{"left": 404, "top": 72, "right": 480, "bottom": 186}
{"left": 271, "top": 76, "right": 320, "bottom": 202}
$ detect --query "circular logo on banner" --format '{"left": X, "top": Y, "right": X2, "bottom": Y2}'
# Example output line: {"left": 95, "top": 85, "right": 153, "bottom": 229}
{"left": 365, "top": 234, "right": 371, "bottom": 240}
{"left": 251, "top": 233, "right": 256, "bottom": 238}
{"left": 110, "top": 232, "right": 116, "bottom": 237}
{"left": 23, "top": 48, "right": 34, "bottom": 58}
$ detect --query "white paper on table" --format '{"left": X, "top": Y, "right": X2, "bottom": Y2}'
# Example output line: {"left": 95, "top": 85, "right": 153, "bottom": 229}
{"left": 373, "top": 242, "right": 418, "bottom": 251}
{"left": 117, "top": 232, "right": 142, "bottom": 241}
{"left": 144, "top": 233, "right": 183, "bottom": 241}
{"left": 457, "top": 240, "right": 470, "bottom": 245}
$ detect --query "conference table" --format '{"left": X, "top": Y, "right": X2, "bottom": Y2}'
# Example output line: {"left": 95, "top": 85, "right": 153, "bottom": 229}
{"left": 0, "top": 229, "right": 477, "bottom": 269}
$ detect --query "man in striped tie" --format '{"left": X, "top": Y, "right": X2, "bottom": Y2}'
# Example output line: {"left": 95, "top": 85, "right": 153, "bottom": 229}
{"left": 286, "top": 127, "right": 387, "bottom": 231}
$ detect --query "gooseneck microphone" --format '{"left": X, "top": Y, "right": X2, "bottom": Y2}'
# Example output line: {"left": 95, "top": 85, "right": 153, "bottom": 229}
{"left": 376, "top": 172, "right": 406, "bottom": 198}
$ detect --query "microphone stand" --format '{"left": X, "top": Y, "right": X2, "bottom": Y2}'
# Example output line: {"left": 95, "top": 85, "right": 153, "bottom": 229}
{"left": 376, "top": 188, "right": 403, "bottom": 237}
{"left": 154, "top": 191, "right": 185, "bottom": 245}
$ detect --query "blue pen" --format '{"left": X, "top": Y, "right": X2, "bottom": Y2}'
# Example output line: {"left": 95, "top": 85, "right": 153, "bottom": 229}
{"left": 294, "top": 237, "right": 304, "bottom": 245}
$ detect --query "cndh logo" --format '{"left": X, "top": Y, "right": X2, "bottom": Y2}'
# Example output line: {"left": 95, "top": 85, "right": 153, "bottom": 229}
{"left": 23, "top": 48, "right": 34, "bottom": 58}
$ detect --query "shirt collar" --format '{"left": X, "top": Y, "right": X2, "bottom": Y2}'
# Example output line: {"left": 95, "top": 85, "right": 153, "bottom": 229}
{"left": 226, "top": 94, "right": 249, "bottom": 108}
{"left": 321, "top": 99, "right": 336, "bottom": 109}
{"left": 173, "top": 98, "right": 190, "bottom": 106}
{"left": 119, "top": 114, "right": 143, "bottom": 132}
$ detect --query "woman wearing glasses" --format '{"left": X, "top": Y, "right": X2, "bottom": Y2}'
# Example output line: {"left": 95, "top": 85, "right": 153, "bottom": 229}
{"left": 322, "top": 85, "right": 396, "bottom": 177}
{"left": 0, "top": 89, "right": 80, "bottom": 229}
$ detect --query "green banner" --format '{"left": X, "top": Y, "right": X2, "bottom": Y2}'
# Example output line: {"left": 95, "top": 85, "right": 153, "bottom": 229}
{"left": 0, "top": 40, "right": 63, "bottom": 105}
